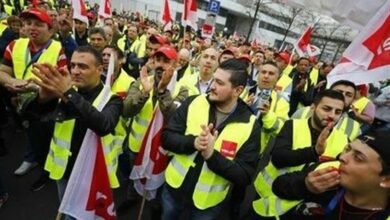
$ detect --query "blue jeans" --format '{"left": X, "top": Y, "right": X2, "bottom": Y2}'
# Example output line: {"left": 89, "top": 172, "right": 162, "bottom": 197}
{"left": 161, "top": 185, "right": 224, "bottom": 220}
{"left": 57, "top": 179, "right": 76, "bottom": 220}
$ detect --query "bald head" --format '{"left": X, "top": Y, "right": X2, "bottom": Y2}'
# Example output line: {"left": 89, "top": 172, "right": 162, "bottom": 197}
{"left": 178, "top": 48, "right": 190, "bottom": 68}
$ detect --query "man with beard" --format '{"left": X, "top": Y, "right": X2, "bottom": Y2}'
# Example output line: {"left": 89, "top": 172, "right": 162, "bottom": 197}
{"left": 161, "top": 58, "right": 261, "bottom": 220}
{"left": 118, "top": 45, "right": 188, "bottom": 215}
{"left": 250, "top": 90, "right": 349, "bottom": 220}
{"left": 292, "top": 80, "right": 361, "bottom": 140}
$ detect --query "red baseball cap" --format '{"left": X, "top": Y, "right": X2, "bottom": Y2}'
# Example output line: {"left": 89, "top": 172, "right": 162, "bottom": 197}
{"left": 221, "top": 48, "right": 235, "bottom": 56}
{"left": 20, "top": 8, "right": 52, "bottom": 27}
{"left": 238, "top": 54, "right": 251, "bottom": 63}
{"left": 275, "top": 52, "right": 290, "bottom": 64}
{"left": 149, "top": 34, "right": 167, "bottom": 45}
{"left": 153, "top": 45, "right": 177, "bottom": 60}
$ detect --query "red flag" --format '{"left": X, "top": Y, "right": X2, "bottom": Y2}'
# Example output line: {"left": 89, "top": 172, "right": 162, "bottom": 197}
{"left": 327, "top": 0, "right": 390, "bottom": 86}
{"left": 99, "top": 0, "right": 112, "bottom": 18}
{"left": 130, "top": 108, "right": 169, "bottom": 200}
{"left": 182, "top": 0, "right": 198, "bottom": 30}
{"left": 161, "top": 0, "right": 172, "bottom": 31}
{"left": 32, "top": 0, "right": 40, "bottom": 7}
{"left": 86, "top": 139, "right": 116, "bottom": 220}
{"left": 294, "top": 26, "right": 313, "bottom": 56}
{"left": 251, "top": 38, "right": 258, "bottom": 48}
{"left": 59, "top": 85, "right": 116, "bottom": 220}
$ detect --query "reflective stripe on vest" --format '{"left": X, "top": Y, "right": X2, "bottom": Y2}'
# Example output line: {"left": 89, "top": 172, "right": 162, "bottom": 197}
{"left": 291, "top": 106, "right": 311, "bottom": 119}
{"left": 353, "top": 97, "right": 370, "bottom": 114}
{"left": 165, "top": 95, "right": 256, "bottom": 210}
{"left": 275, "top": 74, "right": 292, "bottom": 101}
{"left": 261, "top": 92, "right": 289, "bottom": 151}
{"left": 253, "top": 119, "right": 348, "bottom": 217}
{"left": 128, "top": 82, "right": 154, "bottom": 153}
{"left": 44, "top": 89, "right": 120, "bottom": 188}
{"left": 112, "top": 70, "right": 134, "bottom": 151}
{"left": 335, "top": 114, "right": 361, "bottom": 140}
{"left": 12, "top": 38, "right": 62, "bottom": 80}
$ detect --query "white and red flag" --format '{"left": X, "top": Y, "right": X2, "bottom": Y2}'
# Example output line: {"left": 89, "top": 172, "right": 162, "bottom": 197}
{"left": 59, "top": 131, "right": 116, "bottom": 220}
{"left": 161, "top": 0, "right": 173, "bottom": 31}
{"left": 182, "top": 0, "right": 198, "bottom": 30}
{"left": 98, "top": 0, "right": 112, "bottom": 18}
{"left": 130, "top": 71, "right": 178, "bottom": 200}
{"left": 294, "top": 26, "right": 318, "bottom": 57}
{"left": 72, "top": 0, "right": 89, "bottom": 25}
{"left": 327, "top": 0, "right": 390, "bottom": 86}
{"left": 129, "top": 107, "right": 169, "bottom": 200}
{"left": 58, "top": 53, "right": 116, "bottom": 220}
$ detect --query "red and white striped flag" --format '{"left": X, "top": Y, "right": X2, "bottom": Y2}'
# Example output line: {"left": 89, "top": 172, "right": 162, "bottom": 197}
{"left": 161, "top": 0, "right": 173, "bottom": 31}
{"left": 98, "top": 0, "right": 112, "bottom": 18}
{"left": 327, "top": 0, "right": 390, "bottom": 86}
{"left": 72, "top": 0, "right": 89, "bottom": 25}
{"left": 182, "top": 0, "right": 198, "bottom": 30}
{"left": 59, "top": 65, "right": 116, "bottom": 219}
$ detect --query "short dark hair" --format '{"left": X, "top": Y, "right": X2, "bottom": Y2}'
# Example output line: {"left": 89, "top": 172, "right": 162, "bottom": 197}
{"left": 297, "top": 57, "right": 310, "bottom": 64}
{"left": 103, "top": 45, "right": 125, "bottom": 60}
{"left": 313, "top": 89, "right": 345, "bottom": 105}
{"left": 262, "top": 61, "right": 280, "bottom": 75}
{"left": 74, "top": 46, "right": 103, "bottom": 65}
{"left": 88, "top": 27, "right": 107, "bottom": 40}
{"left": 330, "top": 80, "right": 357, "bottom": 93}
{"left": 218, "top": 59, "right": 248, "bottom": 87}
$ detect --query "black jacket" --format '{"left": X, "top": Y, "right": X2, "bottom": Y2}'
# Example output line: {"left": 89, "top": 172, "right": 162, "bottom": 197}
{"left": 272, "top": 163, "right": 390, "bottom": 220}
{"left": 271, "top": 119, "right": 320, "bottom": 169}
{"left": 162, "top": 95, "right": 261, "bottom": 205}
{"left": 25, "top": 83, "right": 123, "bottom": 178}
{"left": 288, "top": 69, "right": 315, "bottom": 116}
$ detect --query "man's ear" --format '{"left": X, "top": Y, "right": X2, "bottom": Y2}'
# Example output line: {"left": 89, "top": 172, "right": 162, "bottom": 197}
{"left": 380, "top": 175, "right": 390, "bottom": 188}
{"left": 234, "top": 85, "right": 244, "bottom": 98}
{"left": 310, "top": 103, "right": 315, "bottom": 111}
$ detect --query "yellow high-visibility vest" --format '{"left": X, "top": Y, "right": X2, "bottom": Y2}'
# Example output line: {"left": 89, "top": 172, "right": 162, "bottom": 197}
{"left": 165, "top": 94, "right": 257, "bottom": 210}
{"left": 128, "top": 78, "right": 155, "bottom": 153}
{"left": 260, "top": 91, "right": 289, "bottom": 152}
{"left": 12, "top": 38, "right": 62, "bottom": 80}
{"left": 45, "top": 89, "right": 120, "bottom": 188}
{"left": 292, "top": 107, "right": 361, "bottom": 140}
{"left": 111, "top": 70, "right": 135, "bottom": 152}
{"left": 353, "top": 96, "right": 371, "bottom": 114}
{"left": 253, "top": 119, "right": 348, "bottom": 217}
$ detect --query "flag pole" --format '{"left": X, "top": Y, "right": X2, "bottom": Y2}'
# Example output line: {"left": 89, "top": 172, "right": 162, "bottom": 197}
{"left": 137, "top": 190, "right": 148, "bottom": 220}
{"left": 55, "top": 212, "right": 62, "bottom": 220}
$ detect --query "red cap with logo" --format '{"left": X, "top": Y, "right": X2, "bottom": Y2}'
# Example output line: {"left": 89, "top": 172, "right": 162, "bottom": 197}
{"left": 20, "top": 8, "right": 52, "bottom": 27}
{"left": 154, "top": 45, "right": 177, "bottom": 60}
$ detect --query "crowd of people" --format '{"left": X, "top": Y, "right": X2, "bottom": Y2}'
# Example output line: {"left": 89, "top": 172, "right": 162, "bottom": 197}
{"left": 0, "top": 0, "right": 389, "bottom": 219}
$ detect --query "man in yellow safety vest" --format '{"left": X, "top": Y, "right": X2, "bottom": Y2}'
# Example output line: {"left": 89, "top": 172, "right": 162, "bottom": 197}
{"left": 161, "top": 58, "right": 261, "bottom": 220}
